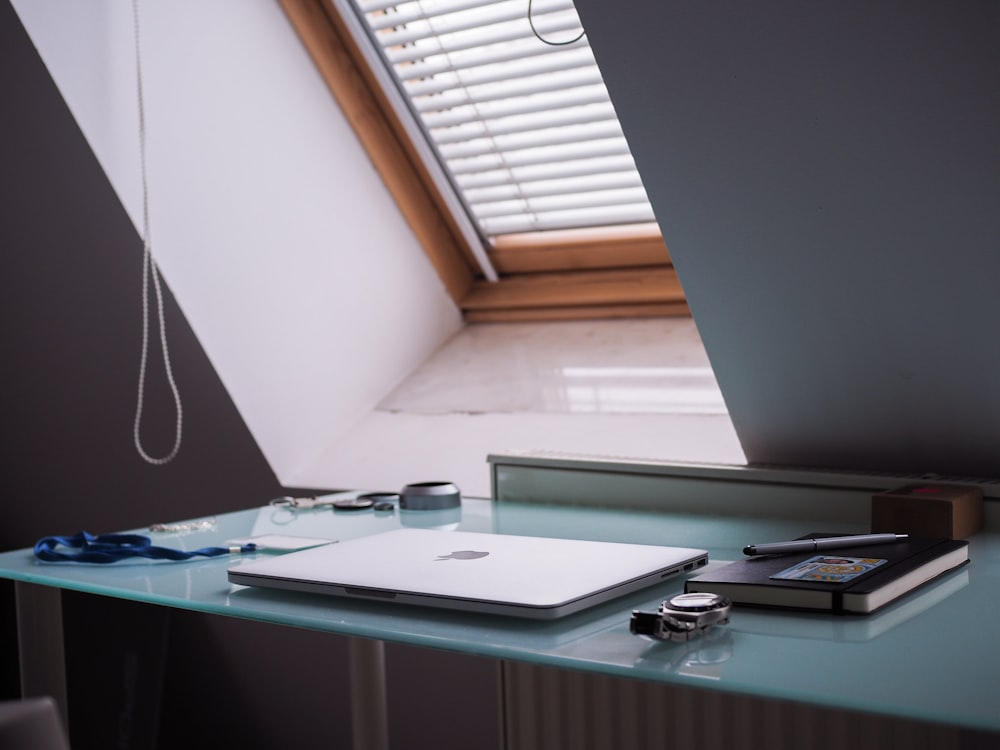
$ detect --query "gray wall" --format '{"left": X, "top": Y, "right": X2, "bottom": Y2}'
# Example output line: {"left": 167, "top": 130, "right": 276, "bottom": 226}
{"left": 577, "top": 0, "right": 1000, "bottom": 477}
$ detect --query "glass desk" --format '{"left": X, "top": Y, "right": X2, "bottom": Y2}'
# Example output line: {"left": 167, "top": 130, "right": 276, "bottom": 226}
{"left": 3, "top": 493, "right": 999, "bottom": 747}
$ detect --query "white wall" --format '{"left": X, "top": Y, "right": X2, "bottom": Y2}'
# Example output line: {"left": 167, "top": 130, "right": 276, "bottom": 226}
{"left": 12, "top": 0, "right": 463, "bottom": 483}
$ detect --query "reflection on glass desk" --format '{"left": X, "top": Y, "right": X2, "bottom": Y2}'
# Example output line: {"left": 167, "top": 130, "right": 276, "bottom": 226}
{"left": 2, "top": 493, "right": 999, "bottom": 734}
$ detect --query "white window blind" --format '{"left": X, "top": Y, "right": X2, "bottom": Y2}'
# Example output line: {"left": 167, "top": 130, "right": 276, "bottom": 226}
{"left": 338, "top": 0, "right": 657, "bottom": 239}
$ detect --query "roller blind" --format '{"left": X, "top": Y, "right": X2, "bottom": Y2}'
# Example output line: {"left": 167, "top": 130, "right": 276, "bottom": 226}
{"left": 339, "top": 0, "right": 657, "bottom": 238}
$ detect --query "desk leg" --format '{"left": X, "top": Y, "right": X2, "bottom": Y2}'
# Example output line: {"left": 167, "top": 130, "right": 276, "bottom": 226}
{"left": 347, "top": 637, "right": 389, "bottom": 750}
{"left": 15, "top": 582, "right": 69, "bottom": 731}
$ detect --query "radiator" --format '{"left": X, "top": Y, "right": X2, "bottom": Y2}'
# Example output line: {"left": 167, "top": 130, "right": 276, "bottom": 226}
{"left": 501, "top": 661, "right": 962, "bottom": 750}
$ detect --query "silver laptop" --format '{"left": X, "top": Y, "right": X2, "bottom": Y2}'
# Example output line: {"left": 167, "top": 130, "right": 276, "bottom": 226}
{"left": 228, "top": 529, "right": 707, "bottom": 619}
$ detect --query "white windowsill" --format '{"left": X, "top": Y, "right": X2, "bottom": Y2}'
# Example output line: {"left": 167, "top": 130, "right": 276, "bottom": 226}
{"left": 285, "top": 318, "right": 745, "bottom": 498}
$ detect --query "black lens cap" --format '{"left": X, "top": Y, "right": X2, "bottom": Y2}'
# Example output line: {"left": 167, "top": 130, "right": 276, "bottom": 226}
{"left": 333, "top": 492, "right": 400, "bottom": 512}
{"left": 331, "top": 497, "right": 375, "bottom": 511}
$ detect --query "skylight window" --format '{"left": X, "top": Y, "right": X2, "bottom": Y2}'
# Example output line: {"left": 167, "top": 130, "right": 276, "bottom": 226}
{"left": 281, "top": 0, "right": 686, "bottom": 321}
{"left": 334, "top": 0, "right": 656, "bottom": 242}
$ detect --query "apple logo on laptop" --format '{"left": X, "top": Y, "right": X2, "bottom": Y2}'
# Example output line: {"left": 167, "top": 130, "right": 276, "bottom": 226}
{"left": 436, "top": 550, "right": 489, "bottom": 561}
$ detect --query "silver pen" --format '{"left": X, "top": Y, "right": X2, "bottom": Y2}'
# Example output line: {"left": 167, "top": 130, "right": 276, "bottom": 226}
{"left": 743, "top": 533, "right": 909, "bottom": 557}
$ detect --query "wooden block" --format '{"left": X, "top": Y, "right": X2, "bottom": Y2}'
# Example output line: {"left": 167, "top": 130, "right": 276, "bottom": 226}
{"left": 871, "top": 484, "right": 983, "bottom": 539}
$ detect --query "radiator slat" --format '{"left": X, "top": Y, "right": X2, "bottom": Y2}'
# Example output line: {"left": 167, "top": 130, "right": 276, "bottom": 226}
{"left": 502, "top": 661, "right": 962, "bottom": 750}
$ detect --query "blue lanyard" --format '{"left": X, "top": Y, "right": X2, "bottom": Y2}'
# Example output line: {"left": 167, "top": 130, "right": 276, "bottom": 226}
{"left": 34, "top": 531, "right": 256, "bottom": 563}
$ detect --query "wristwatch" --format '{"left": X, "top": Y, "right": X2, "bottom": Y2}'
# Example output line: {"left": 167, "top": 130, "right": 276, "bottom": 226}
{"left": 630, "top": 592, "right": 732, "bottom": 643}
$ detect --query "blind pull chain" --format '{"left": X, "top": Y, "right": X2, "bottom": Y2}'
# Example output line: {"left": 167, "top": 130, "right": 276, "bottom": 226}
{"left": 131, "top": 0, "right": 183, "bottom": 466}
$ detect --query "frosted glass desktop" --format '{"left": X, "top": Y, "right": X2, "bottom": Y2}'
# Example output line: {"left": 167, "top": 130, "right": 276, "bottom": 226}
{"left": 3, "top": 493, "right": 999, "bottom": 740}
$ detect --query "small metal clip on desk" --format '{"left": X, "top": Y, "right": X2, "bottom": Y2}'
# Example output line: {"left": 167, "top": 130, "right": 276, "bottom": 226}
{"left": 3, "top": 488, "right": 1000, "bottom": 749}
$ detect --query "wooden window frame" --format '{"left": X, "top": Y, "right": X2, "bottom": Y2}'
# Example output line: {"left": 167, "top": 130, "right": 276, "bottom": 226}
{"left": 278, "top": 0, "right": 688, "bottom": 322}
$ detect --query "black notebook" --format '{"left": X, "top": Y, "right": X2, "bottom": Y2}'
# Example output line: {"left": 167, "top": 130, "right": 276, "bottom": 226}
{"left": 684, "top": 534, "right": 969, "bottom": 614}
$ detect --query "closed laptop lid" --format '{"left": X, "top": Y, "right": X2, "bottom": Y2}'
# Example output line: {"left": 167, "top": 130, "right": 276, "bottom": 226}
{"left": 229, "top": 528, "right": 707, "bottom": 619}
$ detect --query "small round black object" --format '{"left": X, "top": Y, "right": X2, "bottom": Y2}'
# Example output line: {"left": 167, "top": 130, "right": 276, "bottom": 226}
{"left": 332, "top": 497, "right": 375, "bottom": 511}
{"left": 359, "top": 492, "right": 398, "bottom": 511}
{"left": 358, "top": 492, "right": 400, "bottom": 503}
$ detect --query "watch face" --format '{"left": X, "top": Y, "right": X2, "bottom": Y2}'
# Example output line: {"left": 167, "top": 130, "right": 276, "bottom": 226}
{"left": 667, "top": 592, "right": 727, "bottom": 612}
{"left": 631, "top": 592, "right": 731, "bottom": 643}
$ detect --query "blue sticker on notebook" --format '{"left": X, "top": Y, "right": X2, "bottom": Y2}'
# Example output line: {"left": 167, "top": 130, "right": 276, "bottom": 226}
{"left": 770, "top": 555, "right": 887, "bottom": 583}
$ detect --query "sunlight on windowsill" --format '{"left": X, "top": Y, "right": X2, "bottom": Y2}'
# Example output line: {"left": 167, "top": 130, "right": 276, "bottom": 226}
{"left": 378, "top": 318, "right": 728, "bottom": 417}
{"left": 282, "top": 318, "right": 746, "bottom": 499}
